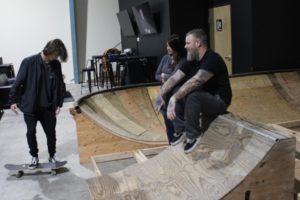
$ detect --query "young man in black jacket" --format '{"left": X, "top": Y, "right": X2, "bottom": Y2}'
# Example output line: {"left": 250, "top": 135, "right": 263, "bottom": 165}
{"left": 9, "top": 39, "right": 68, "bottom": 169}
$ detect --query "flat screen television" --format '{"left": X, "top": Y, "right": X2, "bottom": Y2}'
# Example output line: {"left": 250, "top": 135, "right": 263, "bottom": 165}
{"left": 116, "top": 9, "right": 136, "bottom": 37}
{"left": 132, "top": 2, "right": 158, "bottom": 35}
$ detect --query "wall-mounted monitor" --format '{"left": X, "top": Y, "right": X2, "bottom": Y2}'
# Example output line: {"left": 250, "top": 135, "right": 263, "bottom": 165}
{"left": 116, "top": 9, "right": 136, "bottom": 37}
{"left": 132, "top": 2, "right": 158, "bottom": 35}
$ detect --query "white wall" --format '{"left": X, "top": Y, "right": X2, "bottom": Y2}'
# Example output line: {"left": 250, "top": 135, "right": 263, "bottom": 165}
{"left": 0, "top": 0, "right": 74, "bottom": 83}
{"left": 86, "top": 0, "right": 121, "bottom": 60}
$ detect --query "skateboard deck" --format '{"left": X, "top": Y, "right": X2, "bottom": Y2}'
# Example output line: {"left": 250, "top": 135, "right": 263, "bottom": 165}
{"left": 4, "top": 161, "right": 67, "bottom": 178}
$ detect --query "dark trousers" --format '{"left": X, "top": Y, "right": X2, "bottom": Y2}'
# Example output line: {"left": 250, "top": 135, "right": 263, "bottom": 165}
{"left": 24, "top": 108, "right": 57, "bottom": 157}
{"left": 157, "top": 87, "right": 176, "bottom": 144}
{"left": 173, "top": 90, "right": 228, "bottom": 140}
{"left": 161, "top": 110, "right": 175, "bottom": 144}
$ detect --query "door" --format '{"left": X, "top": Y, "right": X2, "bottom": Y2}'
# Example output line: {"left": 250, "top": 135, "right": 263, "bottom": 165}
{"left": 209, "top": 5, "right": 232, "bottom": 74}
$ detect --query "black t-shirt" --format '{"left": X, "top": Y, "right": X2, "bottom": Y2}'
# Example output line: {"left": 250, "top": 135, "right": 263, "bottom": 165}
{"left": 179, "top": 49, "right": 232, "bottom": 105}
{"left": 38, "top": 62, "right": 54, "bottom": 108}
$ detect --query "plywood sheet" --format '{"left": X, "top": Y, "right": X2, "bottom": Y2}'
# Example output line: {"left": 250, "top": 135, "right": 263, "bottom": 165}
{"left": 72, "top": 108, "right": 164, "bottom": 163}
{"left": 116, "top": 88, "right": 165, "bottom": 135}
{"left": 229, "top": 73, "right": 300, "bottom": 124}
{"left": 87, "top": 115, "right": 295, "bottom": 200}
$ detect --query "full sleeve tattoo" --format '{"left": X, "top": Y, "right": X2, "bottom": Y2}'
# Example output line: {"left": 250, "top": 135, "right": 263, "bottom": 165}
{"left": 173, "top": 69, "right": 213, "bottom": 100}
{"left": 166, "top": 69, "right": 214, "bottom": 119}
{"left": 159, "top": 70, "right": 185, "bottom": 98}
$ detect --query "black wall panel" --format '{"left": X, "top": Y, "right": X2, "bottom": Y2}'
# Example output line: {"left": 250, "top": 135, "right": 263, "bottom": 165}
{"left": 119, "top": 0, "right": 170, "bottom": 61}
{"left": 169, "top": 0, "right": 209, "bottom": 41}
{"left": 119, "top": 0, "right": 209, "bottom": 63}
{"left": 118, "top": 0, "right": 299, "bottom": 74}
{"left": 252, "top": 0, "right": 300, "bottom": 71}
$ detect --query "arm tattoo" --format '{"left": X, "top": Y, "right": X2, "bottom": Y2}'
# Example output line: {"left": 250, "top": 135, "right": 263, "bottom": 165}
{"left": 159, "top": 70, "right": 185, "bottom": 97}
{"left": 173, "top": 69, "right": 213, "bottom": 100}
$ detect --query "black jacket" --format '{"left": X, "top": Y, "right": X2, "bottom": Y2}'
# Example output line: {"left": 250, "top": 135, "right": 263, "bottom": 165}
{"left": 9, "top": 53, "right": 66, "bottom": 114}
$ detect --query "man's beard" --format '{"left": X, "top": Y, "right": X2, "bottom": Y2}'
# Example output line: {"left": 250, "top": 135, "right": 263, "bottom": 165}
{"left": 187, "top": 48, "right": 199, "bottom": 61}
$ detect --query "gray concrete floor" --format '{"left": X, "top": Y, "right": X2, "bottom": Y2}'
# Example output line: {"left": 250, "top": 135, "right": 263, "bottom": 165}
{"left": 0, "top": 83, "right": 101, "bottom": 200}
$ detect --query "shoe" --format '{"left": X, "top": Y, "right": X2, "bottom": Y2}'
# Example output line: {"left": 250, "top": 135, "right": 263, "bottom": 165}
{"left": 28, "top": 157, "right": 39, "bottom": 169}
{"left": 170, "top": 132, "right": 186, "bottom": 146}
{"left": 49, "top": 155, "right": 59, "bottom": 163}
{"left": 184, "top": 138, "right": 200, "bottom": 153}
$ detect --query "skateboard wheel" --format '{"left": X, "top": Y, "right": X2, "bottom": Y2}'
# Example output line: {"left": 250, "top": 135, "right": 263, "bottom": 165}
{"left": 16, "top": 171, "right": 24, "bottom": 178}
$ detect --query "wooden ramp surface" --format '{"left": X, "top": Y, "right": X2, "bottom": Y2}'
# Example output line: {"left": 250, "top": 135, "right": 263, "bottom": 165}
{"left": 74, "top": 71, "right": 300, "bottom": 163}
{"left": 87, "top": 115, "right": 295, "bottom": 200}
{"left": 80, "top": 86, "right": 166, "bottom": 144}
{"left": 78, "top": 71, "right": 300, "bottom": 139}
{"left": 74, "top": 71, "right": 300, "bottom": 198}
{"left": 229, "top": 71, "right": 300, "bottom": 124}
{"left": 70, "top": 107, "right": 163, "bottom": 163}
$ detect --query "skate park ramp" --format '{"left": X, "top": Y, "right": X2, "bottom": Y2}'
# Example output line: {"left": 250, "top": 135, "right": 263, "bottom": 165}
{"left": 77, "top": 85, "right": 167, "bottom": 144}
{"left": 229, "top": 71, "right": 300, "bottom": 124}
{"left": 77, "top": 70, "right": 300, "bottom": 145}
{"left": 86, "top": 114, "right": 295, "bottom": 200}
{"left": 73, "top": 84, "right": 168, "bottom": 163}
{"left": 74, "top": 71, "right": 300, "bottom": 199}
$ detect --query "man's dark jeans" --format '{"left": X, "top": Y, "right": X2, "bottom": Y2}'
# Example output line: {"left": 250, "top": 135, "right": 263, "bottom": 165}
{"left": 173, "top": 90, "right": 228, "bottom": 140}
{"left": 24, "top": 108, "right": 57, "bottom": 157}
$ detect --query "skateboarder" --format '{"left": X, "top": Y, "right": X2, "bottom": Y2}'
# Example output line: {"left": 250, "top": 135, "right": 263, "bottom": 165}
{"left": 157, "top": 29, "right": 232, "bottom": 153}
{"left": 9, "top": 39, "right": 68, "bottom": 169}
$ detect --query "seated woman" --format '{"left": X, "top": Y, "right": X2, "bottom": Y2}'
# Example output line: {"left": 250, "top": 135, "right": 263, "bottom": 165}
{"left": 155, "top": 34, "right": 186, "bottom": 144}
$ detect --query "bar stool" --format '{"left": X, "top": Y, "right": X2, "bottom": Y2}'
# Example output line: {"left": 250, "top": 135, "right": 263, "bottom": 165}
{"left": 99, "top": 48, "right": 121, "bottom": 88}
{"left": 81, "top": 60, "right": 99, "bottom": 94}
{"left": 99, "top": 62, "right": 115, "bottom": 88}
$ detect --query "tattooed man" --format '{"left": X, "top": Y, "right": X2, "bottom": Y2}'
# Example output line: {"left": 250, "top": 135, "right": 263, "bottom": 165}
{"left": 157, "top": 29, "right": 232, "bottom": 153}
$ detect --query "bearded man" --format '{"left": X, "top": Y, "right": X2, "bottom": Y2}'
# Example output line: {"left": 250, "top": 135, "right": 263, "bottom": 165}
{"left": 157, "top": 29, "right": 232, "bottom": 153}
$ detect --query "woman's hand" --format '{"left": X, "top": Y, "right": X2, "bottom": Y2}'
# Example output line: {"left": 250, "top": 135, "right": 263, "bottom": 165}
{"left": 161, "top": 73, "right": 166, "bottom": 83}
{"left": 155, "top": 95, "right": 165, "bottom": 113}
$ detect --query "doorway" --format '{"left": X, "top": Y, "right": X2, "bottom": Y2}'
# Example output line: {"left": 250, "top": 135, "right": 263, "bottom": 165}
{"left": 209, "top": 5, "right": 232, "bottom": 74}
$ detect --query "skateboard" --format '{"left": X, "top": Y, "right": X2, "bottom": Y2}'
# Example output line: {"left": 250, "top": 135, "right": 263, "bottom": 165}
{"left": 4, "top": 161, "right": 67, "bottom": 178}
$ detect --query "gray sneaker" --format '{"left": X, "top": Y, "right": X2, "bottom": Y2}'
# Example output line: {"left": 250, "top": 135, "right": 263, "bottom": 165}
{"left": 49, "top": 155, "right": 59, "bottom": 163}
{"left": 28, "top": 157, "right": 39, "bottom": 169}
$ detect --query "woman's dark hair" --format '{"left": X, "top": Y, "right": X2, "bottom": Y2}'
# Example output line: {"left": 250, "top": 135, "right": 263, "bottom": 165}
{"left": 43, "top": 39, "right": 68, "bottom": 62}
{"left": 167, "top": 34, "right": 186, "bottom": 63}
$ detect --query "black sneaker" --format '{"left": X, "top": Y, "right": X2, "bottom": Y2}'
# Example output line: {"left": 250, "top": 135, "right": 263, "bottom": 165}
{"left": 170, "top": 132, "right": 186, "bottom": 146}
{"left": 184, "top": 138, "right": 200, "bottom": 153}
{"left": 28, "top": 157, "right": 39, "bottom": 169}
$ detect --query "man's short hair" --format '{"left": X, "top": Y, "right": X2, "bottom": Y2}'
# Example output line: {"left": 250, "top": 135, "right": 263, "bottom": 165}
{"left": 43, "top": 39, "right": 68, "bottom": 62}
{"left": 186, "top": 29, "right": 208, "bottom": 47}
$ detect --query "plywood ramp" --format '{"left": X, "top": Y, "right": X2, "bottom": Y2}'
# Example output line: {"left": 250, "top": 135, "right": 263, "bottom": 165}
{"left": 74, "top": 71, "right": 300, "bottom": 162}
{"left": 78, "top": 85, "right": 166, "bottom": 144}
{"left": 87, "top": 115, "right": 295, "bottom": 200}
{"left": 70, "top": 107, "right": 164, "bottom": 163}
{"left": 78, "top": 71, "right": 300, "bottom": 128}
{"left": 229, "top": 71, "right": 300, "bottom": 124}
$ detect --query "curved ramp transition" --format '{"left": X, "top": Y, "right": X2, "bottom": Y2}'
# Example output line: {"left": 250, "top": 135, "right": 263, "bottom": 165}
{"left": 74, "top": 71, "right": 300, "bottom": 163}
{"left": 78, "top": 71, "right": 300, "bottom": 140}
{"left": 229, "top": 71, "right": 300, "bottom": 124}
{"left": 87, "top": 114, "right": 295, "bottom": 200}
{"left": 78, "top": 85, "right": 166, "bottom": 144}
